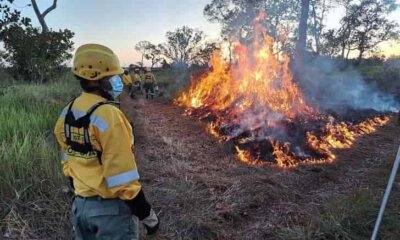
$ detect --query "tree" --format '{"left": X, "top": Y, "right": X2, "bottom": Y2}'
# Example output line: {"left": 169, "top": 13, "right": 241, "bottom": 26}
{"left": 352, "top": 0, "right": 399, "bottom": 61}
{"left": 144, "top": 44, "right": 162, "bottom": 68}
{"left": 30, "top": 0, "right": 57, "bottom": 32}
{"left": 309, "top": 0, "right": 332, "bottom": 54}
{"left": 1, "top": 25, "right": 74, "bottom": 82}
{"left": 326, "top": 0, "right": 399, "bottom": 60}
{"left": 160, "top": 59, "right": 170, "bottom": 69}
{"left": 135, "top": 40, "right": 151, "bottom": 67}
{"left": 0, "top": 0, "right": 31, "bottom": 31}
{"left": 295, "top": 0, "right": 310, "bottom": 59}
{"left": 320, "top": 29, "right": 342, "bottom": 56}
{"left": 159, "top": 26, "right": 217, "bottom": 68}
{"left": 0, "top": 0, "right": 74, "bottom": 82}
{"left": 204, "top": 0, "right": 299, "bottom": 46}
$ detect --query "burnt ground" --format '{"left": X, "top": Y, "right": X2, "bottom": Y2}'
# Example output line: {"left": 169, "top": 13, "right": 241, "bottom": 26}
{"left": 121, "top": 93, "right": 400, "bottom": 240}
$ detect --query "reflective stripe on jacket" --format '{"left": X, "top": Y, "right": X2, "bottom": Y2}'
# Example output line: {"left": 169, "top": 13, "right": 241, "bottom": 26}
{"left": 54, "top": 92, "right": 141, "bottom": 200}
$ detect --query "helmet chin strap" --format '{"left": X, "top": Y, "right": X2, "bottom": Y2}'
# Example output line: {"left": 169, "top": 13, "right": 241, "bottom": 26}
{"left": 100, "top": 88, "right": 114, "bottom": 101}
{"left": 98, "top": 78, "right": 115, "bottom": 100}
{"left": 84, "top": 85, "right": 114, "bottom": 101}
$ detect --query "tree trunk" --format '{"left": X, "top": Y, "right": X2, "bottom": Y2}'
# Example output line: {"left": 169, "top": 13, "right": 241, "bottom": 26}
{"left": 310, "top": 1, "right": 319, "bottom": 54}
{"left": 346, "top": 45, "right": 351, "bottom": 59}
{"left": 357, "top": 33, "right": 366, "bottom": 62}
{"left": 341, "top": 41, "right": 346, "bottom": 58}
{"left": 295, "top": 0, "right": 310, "bottom": 60}
{"left": 358, "top": 48, "right": 364, "bottom": 62}
{"left": 30, "top": 0, "right": 57, "bottom": 33}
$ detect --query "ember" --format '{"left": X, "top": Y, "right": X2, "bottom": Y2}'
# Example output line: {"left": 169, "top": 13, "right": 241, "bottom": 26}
{"left": 176, "top": 13, "right": 392, "bottom": 168}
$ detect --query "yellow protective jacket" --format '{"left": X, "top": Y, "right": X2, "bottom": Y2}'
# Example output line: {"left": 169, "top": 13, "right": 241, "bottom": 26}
{"left": 122, "top": 74, "right": 132, "bottom": 85}
{"left": 132, "top": 73, "right": 142, "bottom": 83}
{"left": 144, "top": 72, "right": 156, "bottom": 84}
{"left": 53, "top": 92, "right": 141, "bottom": 200}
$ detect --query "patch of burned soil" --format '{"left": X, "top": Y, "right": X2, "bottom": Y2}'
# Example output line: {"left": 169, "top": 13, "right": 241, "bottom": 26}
{"left": 120, "top": 94, "right": 400, "bottom": 240}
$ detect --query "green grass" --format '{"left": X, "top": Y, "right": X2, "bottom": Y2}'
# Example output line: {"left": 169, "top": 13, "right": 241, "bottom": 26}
{"left": 0, "top": 74, "right": 79, "bottom": 199}
{"left": 357, "top": 65, "right": 385, "bottom": 80}
{"left": 153, "top": 69, "right": 191, "bottom": 98}
{"left": 0, "top": 74, "right": 79, "bottom": 239}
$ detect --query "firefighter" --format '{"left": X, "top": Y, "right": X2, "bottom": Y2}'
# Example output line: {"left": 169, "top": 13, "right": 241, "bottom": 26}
{"left": 130, "top": 68, "right": 142, "bottom": 98}
{"left": 53, "top": 44, "right": 159, "bottom": 239}
{"left": 143, "top": 67, "right": 156, "bottom": 99}
{"left": 122, "top": 69, "right": 133, "bottom": 95}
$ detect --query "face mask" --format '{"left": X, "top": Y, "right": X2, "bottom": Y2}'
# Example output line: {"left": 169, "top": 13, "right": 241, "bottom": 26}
{"left": 107, "top": 75, "right": 123, "bottom": 98}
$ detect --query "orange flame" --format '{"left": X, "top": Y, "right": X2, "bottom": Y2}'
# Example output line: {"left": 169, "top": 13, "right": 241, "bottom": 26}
{"left": 176, "top": 14, "right": 391, "bottom": 168}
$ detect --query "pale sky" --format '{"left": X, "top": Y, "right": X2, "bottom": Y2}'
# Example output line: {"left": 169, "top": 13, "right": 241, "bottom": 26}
{"left": 12, "top": 0, "right": 400, "bottom": 66}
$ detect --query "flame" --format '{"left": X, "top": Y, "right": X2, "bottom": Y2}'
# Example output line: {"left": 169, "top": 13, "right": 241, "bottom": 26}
{"left": 176, "top": 13, "right": 391, "bottom": 168}
{"left": 306, "top": 116, "right": 389, "bottom": 161}
{"left": 235, "top": 146, "right": 256, "bottom": 165}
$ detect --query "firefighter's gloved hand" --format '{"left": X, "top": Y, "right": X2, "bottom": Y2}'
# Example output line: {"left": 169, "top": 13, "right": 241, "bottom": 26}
{"left": 141, "top": 209, "right": 159, "bottom": 235}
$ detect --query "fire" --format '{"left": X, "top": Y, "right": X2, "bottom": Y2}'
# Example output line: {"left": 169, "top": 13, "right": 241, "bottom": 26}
{"left": 235, "top": 146, "right": 258, "bottom": 165}
{"left": 176, "top": 13, "right": 391, "bottom": 168}
{"left": 306, "top": 116, "right": 389, "bottom": 163}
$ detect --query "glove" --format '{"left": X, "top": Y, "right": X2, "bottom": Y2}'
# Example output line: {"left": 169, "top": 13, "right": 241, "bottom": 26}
{"left": 68, "top": 177, "right": 75, "bottom": 190}
{"left": 124, "top": 189, "right": 160, "bottom": 235}
{"left": 124, "top": 189, "right": 151, "bottom": 220}
{"left": 142, "top": 208, "right": 160, "bottom": 235}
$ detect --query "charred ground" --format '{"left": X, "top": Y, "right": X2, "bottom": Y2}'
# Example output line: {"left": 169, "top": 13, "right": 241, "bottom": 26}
{"left": 121, "top": 93, "right": 400, "bottom": 240}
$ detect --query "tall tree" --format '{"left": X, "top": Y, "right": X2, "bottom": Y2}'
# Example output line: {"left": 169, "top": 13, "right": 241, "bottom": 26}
{"left": 204, "top": 0, "right": 298, "bottom": 47}
{"left": 295, "top": 0, "right": 310, "bottom": 59}
{"left": 327, "top": 0, "right": 399, "bottom": 60}
{"left": 309, "top": 0, "right": 331, "bottom": 54}
{"left": 144, "top": 44, "right": 163, "bottom": 68}
{"left": 159, "top": 26, "right": 216, "bottom": 67}
{"left": 0, "top": 0, "right": 74, "bottom": 82}
{"left": 352, "top": 0, "right": 399, "bottom": 61}
{"left": 30, "top": 0, "right": 57, "bottom": 32}
{"left": 135, "top": 40, "right": 151, "bottom": 67}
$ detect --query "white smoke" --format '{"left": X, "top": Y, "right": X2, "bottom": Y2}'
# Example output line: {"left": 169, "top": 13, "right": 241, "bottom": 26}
{"left": 298, "top": 56, "right": 399, "bottom": 113}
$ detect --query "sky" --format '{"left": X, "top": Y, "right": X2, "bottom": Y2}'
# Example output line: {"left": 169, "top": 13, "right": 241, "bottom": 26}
{"left": 12, "top": 0, "right": 400, "bottom": 66}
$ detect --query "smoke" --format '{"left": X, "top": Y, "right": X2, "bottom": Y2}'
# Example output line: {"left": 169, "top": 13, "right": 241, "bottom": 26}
{"left": 298, "top": 56, "right": 399, "bottom": 113}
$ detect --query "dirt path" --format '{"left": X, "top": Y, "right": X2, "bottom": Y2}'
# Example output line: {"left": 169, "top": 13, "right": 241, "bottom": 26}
{"left": 120, "top": 93, "right": 400, "bottom": 240}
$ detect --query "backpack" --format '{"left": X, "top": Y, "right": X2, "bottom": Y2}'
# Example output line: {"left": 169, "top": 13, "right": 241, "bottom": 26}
{"left": 64, "top": 98, "right": 119, "bottom": 165}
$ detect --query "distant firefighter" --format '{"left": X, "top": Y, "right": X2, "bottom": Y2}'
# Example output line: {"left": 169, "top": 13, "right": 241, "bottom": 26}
{"left": 143, "top": 67, "right": 157, "bottom": 99}
{"left": 130, "top": 67, "right": 142, "bottom": 98}
{"left": 122, "top": 69, "right": 133, "bottom": 94}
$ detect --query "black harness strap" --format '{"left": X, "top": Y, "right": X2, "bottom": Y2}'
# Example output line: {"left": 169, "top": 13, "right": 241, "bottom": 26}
{"left": 64, "top": 99, "right": 119, "bottom": 165}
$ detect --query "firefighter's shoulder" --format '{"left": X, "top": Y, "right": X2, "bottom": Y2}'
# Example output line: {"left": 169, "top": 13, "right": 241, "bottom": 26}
{"left": 91, "top": 103, "right": 127, "bottom": 129}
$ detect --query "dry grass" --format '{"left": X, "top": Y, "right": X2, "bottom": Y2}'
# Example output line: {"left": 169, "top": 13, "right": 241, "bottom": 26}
{"left": 1, "top": 82, "right": 399, "bottom": 239}
{"left": 121, "top": 94, "right": 400, "bottom": 240}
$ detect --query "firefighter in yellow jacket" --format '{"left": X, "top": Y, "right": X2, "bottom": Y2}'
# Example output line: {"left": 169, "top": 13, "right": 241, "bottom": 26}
{"left": 129, "top": 68, "right": 142, "bottom": 98}
{"left": 143, "top": 67, "right": 156, "bottom": 99}
{"left": 53, "top": 44, "right": 159, "bottom": 239}
{"left": 122, "top": 69, "right": 132, "bottom": 90}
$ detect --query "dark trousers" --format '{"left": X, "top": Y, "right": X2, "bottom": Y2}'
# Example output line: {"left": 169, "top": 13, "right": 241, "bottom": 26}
{"left": 144, "top": 83, "right": 155, "bottom": 99}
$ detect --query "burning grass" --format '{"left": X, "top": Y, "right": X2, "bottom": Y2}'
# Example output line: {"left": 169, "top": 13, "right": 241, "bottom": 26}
{"left": 176, "top": 14, "right": 394, "bottom": 168}
{"left": 123, "top": 97, "right": 400, "bottom": 239}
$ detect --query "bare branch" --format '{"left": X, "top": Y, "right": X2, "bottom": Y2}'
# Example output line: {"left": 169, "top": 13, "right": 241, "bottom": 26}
{"left": 30, "top": 0, "right": 58, "bottom": 32}
{"left": 42, "top": 0, "right": 57, "bottom": 18}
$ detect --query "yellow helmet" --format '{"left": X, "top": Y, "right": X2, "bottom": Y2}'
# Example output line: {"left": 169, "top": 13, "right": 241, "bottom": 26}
{"left": 72, "top": 44, "right": 123, "bottom": 81}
